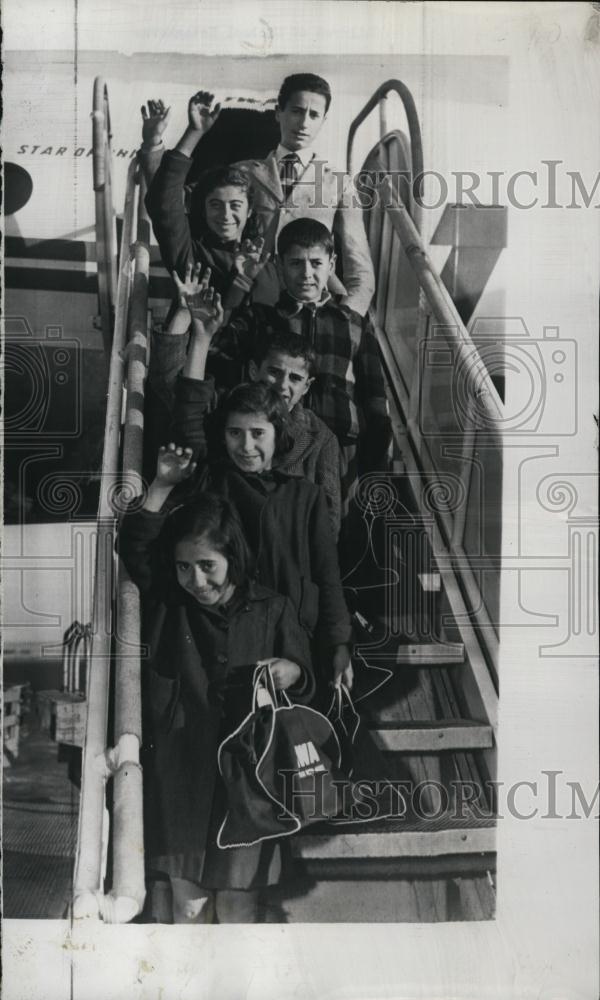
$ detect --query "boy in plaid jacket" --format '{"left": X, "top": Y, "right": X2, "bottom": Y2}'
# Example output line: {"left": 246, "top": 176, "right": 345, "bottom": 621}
{"left": 211, "top": 217, "right": 392, "bottom": 509}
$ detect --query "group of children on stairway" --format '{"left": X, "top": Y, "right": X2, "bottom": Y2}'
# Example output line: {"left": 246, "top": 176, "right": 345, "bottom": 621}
{"left": 118, "top": 73, "right": 393, "bottom": 924}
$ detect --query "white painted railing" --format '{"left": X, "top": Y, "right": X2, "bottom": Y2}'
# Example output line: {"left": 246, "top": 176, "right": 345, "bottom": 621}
{"left": 73, "top": 79, "right": 149, "bottom": 923}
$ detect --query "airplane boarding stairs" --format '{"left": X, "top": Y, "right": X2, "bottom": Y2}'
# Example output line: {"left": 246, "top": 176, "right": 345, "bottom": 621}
{"left": 70, "top": 78, "right": 499, "bottom": 923}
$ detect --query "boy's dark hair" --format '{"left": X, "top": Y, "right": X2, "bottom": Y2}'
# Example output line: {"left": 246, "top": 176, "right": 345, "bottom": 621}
{"left": 277, "top": 217, "right": 335, "bottom": 259}
{"left": 214, "top": 382, "right": 294, "bottom": 456}
{"left": 252, "top": 330, "right": 317, "bottom": 378}
{"left": 189, "top": 166, "right": 253, "bottom": 232}
{"left": 166, "top": 491, "right": 251, "bottom": 587}
{"left": 277, "top": 73, "right": 332, "bottom": 114}
{"left": 195, "top": 166, "right": 252, "bottom": 204}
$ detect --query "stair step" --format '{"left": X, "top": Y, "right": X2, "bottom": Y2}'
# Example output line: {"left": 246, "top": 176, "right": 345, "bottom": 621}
{"left": 369, "top": 720, "right": 493, "bottom": 752}
{"left": 356, "top": 642, "right": 465, "bottom": 666}
{"left": 267, "top": 869, "right": 495, "bottom": 921}
{"left": 298, "top": 853, "right": 496, "bottom": 880}
{"left": 293, "top": 816, "right": 496, "bottom": 861}
{"left": 396, "top": 642, "right": 465, "bottom": 664}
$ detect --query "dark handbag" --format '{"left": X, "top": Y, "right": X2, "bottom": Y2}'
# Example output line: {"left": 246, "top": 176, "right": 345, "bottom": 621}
{"left": 326, "top": 682, "right": 406, "bottom": 826}
{"left": 325, "top": 683, "right": 361, "bottom": 777}
{"left": 217, "top": 665, "right": 343, "bottom": 848}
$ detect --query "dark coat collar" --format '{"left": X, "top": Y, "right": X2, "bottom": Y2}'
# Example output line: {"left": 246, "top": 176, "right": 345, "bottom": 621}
{"left": 182, "top": 578, "right": 276, "bottom": 619}
{"left": 244, "top": 579, "right": 279, "bottom": 602}
{"left": 213, "top": 456, "right": 304, "bottom": 480}
{"left": 275, "top": 289, "right": 351, "bottom": 318}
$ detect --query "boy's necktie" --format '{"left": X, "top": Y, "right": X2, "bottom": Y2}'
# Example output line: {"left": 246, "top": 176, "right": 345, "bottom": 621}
{"left": 279, "top": 153, "right": 300, "bottom": 200}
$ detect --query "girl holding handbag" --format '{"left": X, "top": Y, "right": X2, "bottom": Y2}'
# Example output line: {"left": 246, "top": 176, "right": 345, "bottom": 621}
{"left": 119, "top": 487, "right": 314, "bottom": 924}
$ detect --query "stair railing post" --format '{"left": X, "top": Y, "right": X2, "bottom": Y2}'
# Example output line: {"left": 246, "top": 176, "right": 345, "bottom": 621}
{"left": 72, "top": 92, "right": 140, "bottom": 921}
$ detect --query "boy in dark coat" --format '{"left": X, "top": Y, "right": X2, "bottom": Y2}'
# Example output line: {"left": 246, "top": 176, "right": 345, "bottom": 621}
{"left": 247, "top": 329, "right": 343, "bottom": 537}
{"left": 210, "top": 217, "right": 393, "bottom": 511}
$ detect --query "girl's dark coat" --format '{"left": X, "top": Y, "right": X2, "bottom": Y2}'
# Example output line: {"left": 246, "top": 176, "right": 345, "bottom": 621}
{"left": 172, "top": 374, "right": 353, "bottom": 653}
{"left": 118, "top": 507, "right": 313, "bottom": 883}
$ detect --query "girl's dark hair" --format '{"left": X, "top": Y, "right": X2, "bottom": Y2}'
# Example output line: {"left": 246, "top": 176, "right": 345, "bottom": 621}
{"left": 210, "top": 382, "right": 294, "bottom": 458}
{"left": 164, "top": 492, "right": 251, "bottom": 588}
{"left": 277, "top": 73, "right": 332, "bottom": 114}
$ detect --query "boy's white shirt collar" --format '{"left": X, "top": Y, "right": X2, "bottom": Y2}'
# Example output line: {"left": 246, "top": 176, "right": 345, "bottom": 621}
{"left": 275, "top": 143, "right": 315, "bottom": 169}
{"left": 285, "top": 288, "right": 332, "bottom": 312}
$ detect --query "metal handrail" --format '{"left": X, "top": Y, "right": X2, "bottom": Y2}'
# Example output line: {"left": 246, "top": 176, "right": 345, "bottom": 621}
{"left": 92, "top": 77, "right": 118, "bottom": 357}
{"left": 72, "top": 143, "right": 134, "bottom": 914}
{"left": 373, "top": 171, "right": 503, "bottom": 690}
{"left": 108, "top": 174, "right": 151, "bottom": 921}
{"left": 73, "top": 102, "right": 147, "bottom": 920}
{"left": 92, "top": 78, "right": 111, "bottom": 193}
{"left": 121, "top": 175, "right": 151, "bottom": 493}
{"left": 71, "top": 516, "right": 116, "bottom": 918}
{"left": 346, "top": 78, "right": 424, "bottom": 232}
{"left": 378, "top": 175, "right": 504, "bottom": 427}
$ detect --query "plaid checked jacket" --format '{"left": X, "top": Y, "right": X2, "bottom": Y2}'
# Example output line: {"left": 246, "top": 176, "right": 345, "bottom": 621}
{"left": 214, "top": 291, "right": 392, "bottom": 466}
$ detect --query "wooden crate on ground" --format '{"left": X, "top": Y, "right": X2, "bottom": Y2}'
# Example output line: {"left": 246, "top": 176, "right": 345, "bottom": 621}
{"left": 50, "top": 693, "right": 88, "bottom": 747}
{"left": 35, "top": 689, "right": 88, "bottom": 747}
